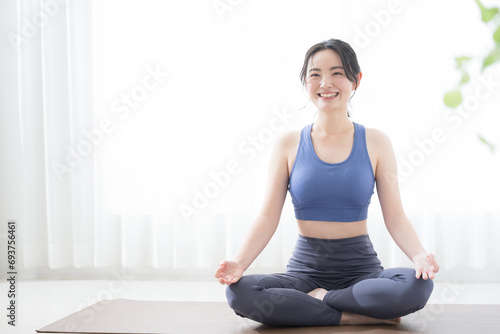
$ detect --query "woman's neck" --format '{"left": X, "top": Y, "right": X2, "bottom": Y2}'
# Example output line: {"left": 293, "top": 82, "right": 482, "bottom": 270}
{"left": 314, "top": 110, "right": 352, "bottom": 136}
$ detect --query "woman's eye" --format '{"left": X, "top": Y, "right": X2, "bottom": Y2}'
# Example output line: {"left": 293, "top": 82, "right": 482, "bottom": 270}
{"left": 333, "top": 72, "right": 342, "bottom": 75}
{"left": 310, "top": 73, "right": 319, "bottom": 77}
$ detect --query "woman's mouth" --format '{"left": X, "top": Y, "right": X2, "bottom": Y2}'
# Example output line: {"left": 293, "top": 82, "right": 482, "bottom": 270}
{"left": 318, "top": 92, "right": 339, "bottom": 100}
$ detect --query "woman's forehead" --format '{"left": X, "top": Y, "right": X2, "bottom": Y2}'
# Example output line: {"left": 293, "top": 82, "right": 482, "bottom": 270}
{"left": 308, "top": 49, "right": 342, "bottom": 68}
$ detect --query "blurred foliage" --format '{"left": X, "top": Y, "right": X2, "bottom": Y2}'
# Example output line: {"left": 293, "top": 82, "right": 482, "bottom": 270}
{"left": 479, "top": 134, "right": 496, "bottom": 152}
{"left": 476, "top": 0, "right": 499, "bottom": 22}
{"left": 443, "top": 90, "right": 463, "bottom": 108}
{"left": 443, "top": 0, "right": 499, "bottom": 152}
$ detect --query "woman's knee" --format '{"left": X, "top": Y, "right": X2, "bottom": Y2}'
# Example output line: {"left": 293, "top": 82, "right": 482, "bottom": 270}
{"left": 402, "top": 269, "right": 434, "bottom": 307}
{"left": 225, "top": 275, "right": 258, "bottom": 312}
{"left": 416, "top": 275, "right": 434, "bottom": 302}
{"left": 383, "top": 268, "right": 434, "bottom": 308}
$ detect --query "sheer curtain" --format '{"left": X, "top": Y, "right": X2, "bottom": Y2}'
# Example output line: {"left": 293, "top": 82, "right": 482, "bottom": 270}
{"left": 1, "top": 0, "right": 98, "bottom": 270}
{"left": 1, "top": 0, "right": 499, "bottom": 280}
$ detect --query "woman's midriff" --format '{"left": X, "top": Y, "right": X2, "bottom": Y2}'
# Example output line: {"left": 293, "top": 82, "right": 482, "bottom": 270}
{"left": 297, "top": 219, "right": 368, "bottom": 239}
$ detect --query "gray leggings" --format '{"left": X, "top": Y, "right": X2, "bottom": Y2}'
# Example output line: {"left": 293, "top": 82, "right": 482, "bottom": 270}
{"left": 226, "top": 234, "right": 434, "bottom": 327}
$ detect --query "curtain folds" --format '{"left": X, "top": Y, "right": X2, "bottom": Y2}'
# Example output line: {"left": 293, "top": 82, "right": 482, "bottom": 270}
{"left": 1, "top": 0, "right": 499, "bottom": 280}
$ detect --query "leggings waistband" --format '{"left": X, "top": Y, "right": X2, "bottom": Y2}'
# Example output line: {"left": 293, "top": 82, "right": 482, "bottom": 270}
{"left": 297, "top": 233, "right": 371, "bottom": 244}
{"left": 287, "top": 233, "right": 383, "bottom": 275}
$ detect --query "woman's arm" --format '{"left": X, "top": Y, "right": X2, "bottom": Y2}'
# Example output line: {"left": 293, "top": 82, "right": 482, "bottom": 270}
{"left": 368, "top": 129, "right": 439, "bottom": 280}
{"left": 215, "top": 130, "right": 293, "bottom": 285}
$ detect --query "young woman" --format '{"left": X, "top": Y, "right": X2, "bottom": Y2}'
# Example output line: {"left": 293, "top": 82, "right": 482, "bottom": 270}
{"left": 214, "top": 38, "right": 439, "bottom": 327}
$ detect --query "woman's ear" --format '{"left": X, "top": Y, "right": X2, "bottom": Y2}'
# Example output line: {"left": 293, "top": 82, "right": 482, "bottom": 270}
{"left": 353, "top": 72, "right": 363, "bottom": 90}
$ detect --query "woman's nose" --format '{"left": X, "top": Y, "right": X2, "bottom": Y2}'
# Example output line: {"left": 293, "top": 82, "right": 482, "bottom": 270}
{"left": 320, "top": 76, "right": 334, "bottom": 87}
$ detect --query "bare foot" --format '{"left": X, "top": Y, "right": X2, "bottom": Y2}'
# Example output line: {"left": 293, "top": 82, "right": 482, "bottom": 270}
{"left": 307, "top": 288, "right": 328, "bottom": 301}
{"left": 340, "top": 312, "right": 402, "bottom": 325}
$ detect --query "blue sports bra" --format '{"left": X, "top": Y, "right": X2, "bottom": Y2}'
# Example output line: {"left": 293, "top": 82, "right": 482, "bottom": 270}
{"left": 287, "top": 122, "right": 375, "bottom": 222}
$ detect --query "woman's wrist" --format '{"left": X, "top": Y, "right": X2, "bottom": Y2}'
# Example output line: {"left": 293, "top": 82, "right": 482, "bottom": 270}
{"left": 232, "top": 257, "right": 250, "bottom": 271}
{"left": 411, "top": 251, "right": 428, "bottom": 263}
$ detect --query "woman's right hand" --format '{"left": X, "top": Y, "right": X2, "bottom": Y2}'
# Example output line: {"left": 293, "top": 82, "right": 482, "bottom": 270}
{"left": 214, "top": 260, "right": 245, "bottom": 285}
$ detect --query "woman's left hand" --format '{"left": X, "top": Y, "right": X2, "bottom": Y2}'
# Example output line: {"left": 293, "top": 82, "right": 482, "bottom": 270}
{"left": 412, "top": 252, "right": 439, "bottom": 280}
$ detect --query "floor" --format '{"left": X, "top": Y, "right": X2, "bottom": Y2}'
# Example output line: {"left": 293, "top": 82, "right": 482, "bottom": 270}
{"left": 0, "top": 280, "right": 498, "bottom": 333}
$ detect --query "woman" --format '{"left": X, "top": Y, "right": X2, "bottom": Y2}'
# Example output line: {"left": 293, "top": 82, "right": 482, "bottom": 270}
{"left": 214, "top": 38, "right": 439, "bottom": 327}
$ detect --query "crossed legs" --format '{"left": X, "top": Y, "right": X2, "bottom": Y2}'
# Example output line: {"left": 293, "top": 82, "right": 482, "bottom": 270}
{"left": 226, "top": 273, "right": 341, "bottom": 326}
{"left": 226, "top": 267, "right": 433, "bottom": 327}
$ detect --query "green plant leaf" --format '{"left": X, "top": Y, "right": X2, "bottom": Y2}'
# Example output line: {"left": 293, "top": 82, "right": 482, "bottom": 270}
{"left": 455, "top": 56, "right": 472, "bottom": 69}
{"left": 482, "top": 47, "right": 500, "bottom": 70}
{"left": 475, "top": 0, "right": 500, "bottom": 22}
{"left": 494, "top": 25, "right": 500, "bottom": 43}
{"left": 460, "top": 72, "right": 470, "bottom": 84}
{"left": 479, "top": 134, "right": 495, "bottom": 152}
{"left": 443, "top": 90, "right": 463, "bottom": 108}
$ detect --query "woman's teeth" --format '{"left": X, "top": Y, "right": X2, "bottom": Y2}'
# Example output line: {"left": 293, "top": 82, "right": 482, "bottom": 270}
{"left": 319, "top": 93, "right": 339, "bottom": 97}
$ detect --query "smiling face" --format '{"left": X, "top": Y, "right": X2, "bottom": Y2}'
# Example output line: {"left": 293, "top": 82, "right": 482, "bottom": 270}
{"left": 305, "top": 49, "right": 361, "bottom": 114}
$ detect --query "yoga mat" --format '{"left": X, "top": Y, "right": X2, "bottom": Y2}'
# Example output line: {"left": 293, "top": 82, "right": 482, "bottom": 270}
{"left": 37, "top": 299, "right": 500, "bottom": 334}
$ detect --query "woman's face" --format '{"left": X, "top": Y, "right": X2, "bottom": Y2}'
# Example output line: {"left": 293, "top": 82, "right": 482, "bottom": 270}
{"left": 305, "top": 49, "right": 361, "bottom": 113}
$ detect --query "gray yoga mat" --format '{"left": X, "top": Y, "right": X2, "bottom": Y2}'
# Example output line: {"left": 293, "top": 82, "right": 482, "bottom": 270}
{"left": 36, "top": 299, "right": 500, "bottom": 334}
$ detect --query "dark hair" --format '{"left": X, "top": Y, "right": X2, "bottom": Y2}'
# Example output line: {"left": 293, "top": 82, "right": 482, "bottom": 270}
{"left": 300, "top": 38, "right": 361, "bottom": 88}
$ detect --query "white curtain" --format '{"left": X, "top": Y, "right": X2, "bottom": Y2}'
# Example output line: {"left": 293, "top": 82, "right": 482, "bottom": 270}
{"left": 1, "top": 0, "right": 499, "bottom": 280}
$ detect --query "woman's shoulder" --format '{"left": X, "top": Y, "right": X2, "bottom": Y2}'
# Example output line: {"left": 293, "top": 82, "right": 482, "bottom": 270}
{"left": 268, "top": 127, "right": 303, "bottom": 167}
{"left": 363, "top": 125, "right": 393, "bottom": 147}
{"left": 274, "top": 127, "right": 302, "bottom": 150}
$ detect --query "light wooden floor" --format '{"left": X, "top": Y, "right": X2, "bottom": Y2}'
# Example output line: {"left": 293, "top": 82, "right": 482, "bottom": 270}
{"left": 0, "top": 280, "right": 498, "bottom": 333}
